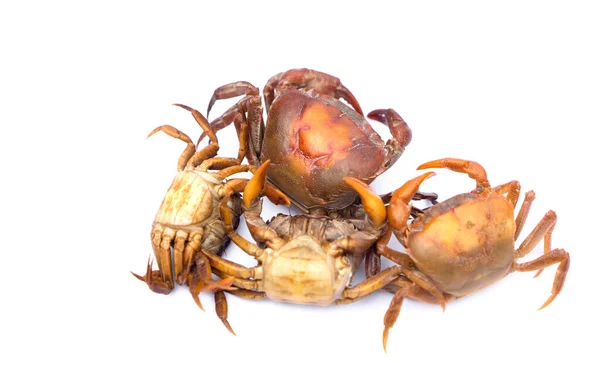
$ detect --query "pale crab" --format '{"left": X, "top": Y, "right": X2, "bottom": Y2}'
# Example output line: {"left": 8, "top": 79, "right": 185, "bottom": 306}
{"left": 131, "top": 104, "right": 288, "bottom": 332}
{"left": 196, "top": 161, "right": 440, "bottom": 347}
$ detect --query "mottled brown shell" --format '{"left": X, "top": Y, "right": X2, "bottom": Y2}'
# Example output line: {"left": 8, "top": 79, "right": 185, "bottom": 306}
{"left": 406, "top": 192, "right": 516, "bottom": 297}
{"left": 260, "top": 90, "right": 395, "bottom": 211}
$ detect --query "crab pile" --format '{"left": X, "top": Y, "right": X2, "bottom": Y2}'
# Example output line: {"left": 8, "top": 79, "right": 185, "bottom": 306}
{"left": 132, "top": 69, "right": 570, "bottom": 351}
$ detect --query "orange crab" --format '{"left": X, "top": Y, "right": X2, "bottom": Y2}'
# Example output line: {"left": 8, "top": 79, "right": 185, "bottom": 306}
{"left": 376, "top": 158, "right": 570, "bottom": 350}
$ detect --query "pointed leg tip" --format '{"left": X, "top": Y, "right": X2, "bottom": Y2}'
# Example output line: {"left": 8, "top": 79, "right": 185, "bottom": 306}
{"left": 222, "top": 320, "right": 236, "bottom": 336}
{"left": 382, "top": 327, "right": 390, "bottom": 353}
{"left": 172, "top": 103, "right": 190, "bottom": 110}
{"left": 192, "top": 294, "right": 206, "bottom": 312}
{"left": 538, "top": 296, "right": 555, "bottom": 311}
{"left": 130, "top": 271, "right": 145, "bottom": 282}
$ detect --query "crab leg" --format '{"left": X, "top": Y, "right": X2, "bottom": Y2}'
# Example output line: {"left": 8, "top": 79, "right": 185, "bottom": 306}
{"left": 198, "top": 157, "right": 244, "bottom": 170}
{"left": 151, "top": 224, "right": 175, "bottom": 290}
{"left": 382, "top": 286, "right": 407, "bottom": 353}
{"left": 199, "top": 95, "right": 264, "bottom": 165}
{"left": 212, "top": 268, "right": 263, "bottom": 291}
{"left": 202, "top": 249, "right": 261, "bottom": 279}
{"left": 384, "top": 277, "right": 452, "bottom": 305}
{"left": 147, "top": 125, "right": 196, "bottom": 171}
{"left": 493, "top": 180, "right": 521, "bottom": 208}
{"left": 207, "top": 81, "right": 259, "bottom": 118}
{"left": 147, "top": 105, "right": 220, "bottom": 171}
{"left": 510, "top": 210, "right": 568, "bottom": 309}
{"left": 214, "top": 291, "right": 235, "bottom": 335}
{"left": 515, "top": 191, "right": 536, "bottom": 242}
{"left": 174, "top": 103, "right": 218, "bottom": 142}
{"left": 337, "top": 266, "right": 403, "bottom": 302}
{"left": 418, "top": 158, "right": 491, "bottom": 189}
{"left": 179, "top": 231, "right": 203, "bottom": 284}
{"left": 514, "top": 210, "right": 556, "bottom": 259}
{"left": 170, "top": 103, "right": 235, "bottom": 169}
{"left": 225, "top": 288, "right": 267, "bottom": 300}
{"left": 187, "top": 251, "right": 236, "bottom": 311}
{"left": 365, "top": 228, "right": 393, "bottom": 278}
{"left": 513, "top": 248, "right": 570, "bottom": 310}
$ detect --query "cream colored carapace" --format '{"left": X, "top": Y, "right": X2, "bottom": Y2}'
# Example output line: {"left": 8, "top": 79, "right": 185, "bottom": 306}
{"left": 204, "top": 161, "right": 415, "bottom": 307}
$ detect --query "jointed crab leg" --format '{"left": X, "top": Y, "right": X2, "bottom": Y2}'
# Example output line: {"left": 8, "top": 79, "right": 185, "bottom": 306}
{"left": 147, "top": 125, "right": 197, "bottom": 172}
{"left": 214, "top": 291, "right": 235, "bottom": 335}
{"left": 338, "top": 266, "right": 403, "bottom": 303}
{"left": 187, "top": 251, "right": 236, "bottom": 311}
{"left": 212, "top": 268, "right": 263, "bottom": 291}
{"left": 200, "top": 95, "right": 264, "bottom": 165}
{"left": 174, "top": 103, "right": 218, "bottom": 142}
{"left": 493, "top": 180, "right": 521, "bottom": 208}
{"left": 202, "top": 249, "right": 261, "bottom": 279}
{"left": 225, "top": 288, "right": 267, "bottom": 300}
{"left": 514, "top": 191, "right": 536, "bottom": 242}
{"left": 199, "top": 156, "right": 244, "bottom": 170}
{"left": 513, "top": 248, "right": 569, "bottom": 310}
{"left": 207, "top": 81, "right": 259, "bottom": 118}
{"left": 511, "top": 210, "right": 569, "bottom": 309}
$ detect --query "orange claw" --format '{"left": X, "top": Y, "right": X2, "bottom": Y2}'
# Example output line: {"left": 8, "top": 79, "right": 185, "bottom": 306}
{"left": 388, "top": 172, "right": 435, "bottom": 231}
{"left": 418, "top": 158, "right": 490, "bottom": 188}
{"left": 343, "top": 177, "right": 386, "bottom": 227}
{"left": 244, "top": 160, "right": 270, "bottom": 207}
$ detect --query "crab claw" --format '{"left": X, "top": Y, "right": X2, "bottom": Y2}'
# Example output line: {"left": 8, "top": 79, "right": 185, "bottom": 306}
{"left": 343, "top": 177, "right": 386, "bottom": 228}
{"left": 243, "top": 160, "right": 270, "bottom": 207}
{"left": 367, "top": 109, "right": 412, "bottom": 148}
{"left": 388, "top": 172, "right": 436, "bottom": 232}
{"left": 418, "top": 158, "right": 490, "bottom": 189}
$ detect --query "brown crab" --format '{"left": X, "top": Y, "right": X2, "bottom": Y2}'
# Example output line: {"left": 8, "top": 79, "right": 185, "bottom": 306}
{"left": 376, "top": 158, "right": 570, "bottom": 350}
{"left": 131, "top": 104, "right": 288, "bottom": 331}
{"left": 201, "top": 68, "right": 413, "bottom": 211}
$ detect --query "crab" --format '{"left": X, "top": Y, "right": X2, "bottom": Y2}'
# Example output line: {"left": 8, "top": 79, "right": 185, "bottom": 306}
{"left": 201, "top": 68, "right": 413, "bottom": 212}
{"left": 198, "top": 161, "right": 435, "bottom": 345}
{"left": 375, "top": 158, "right": 570, "bottom": 350}
{"left": 131, "top": 104, "right": 288, "bottom": 332}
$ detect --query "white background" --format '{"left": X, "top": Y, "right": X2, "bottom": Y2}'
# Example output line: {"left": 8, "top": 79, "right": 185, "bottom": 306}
{"left": 2, "top": 1, "right": 597, "bottom": 365}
